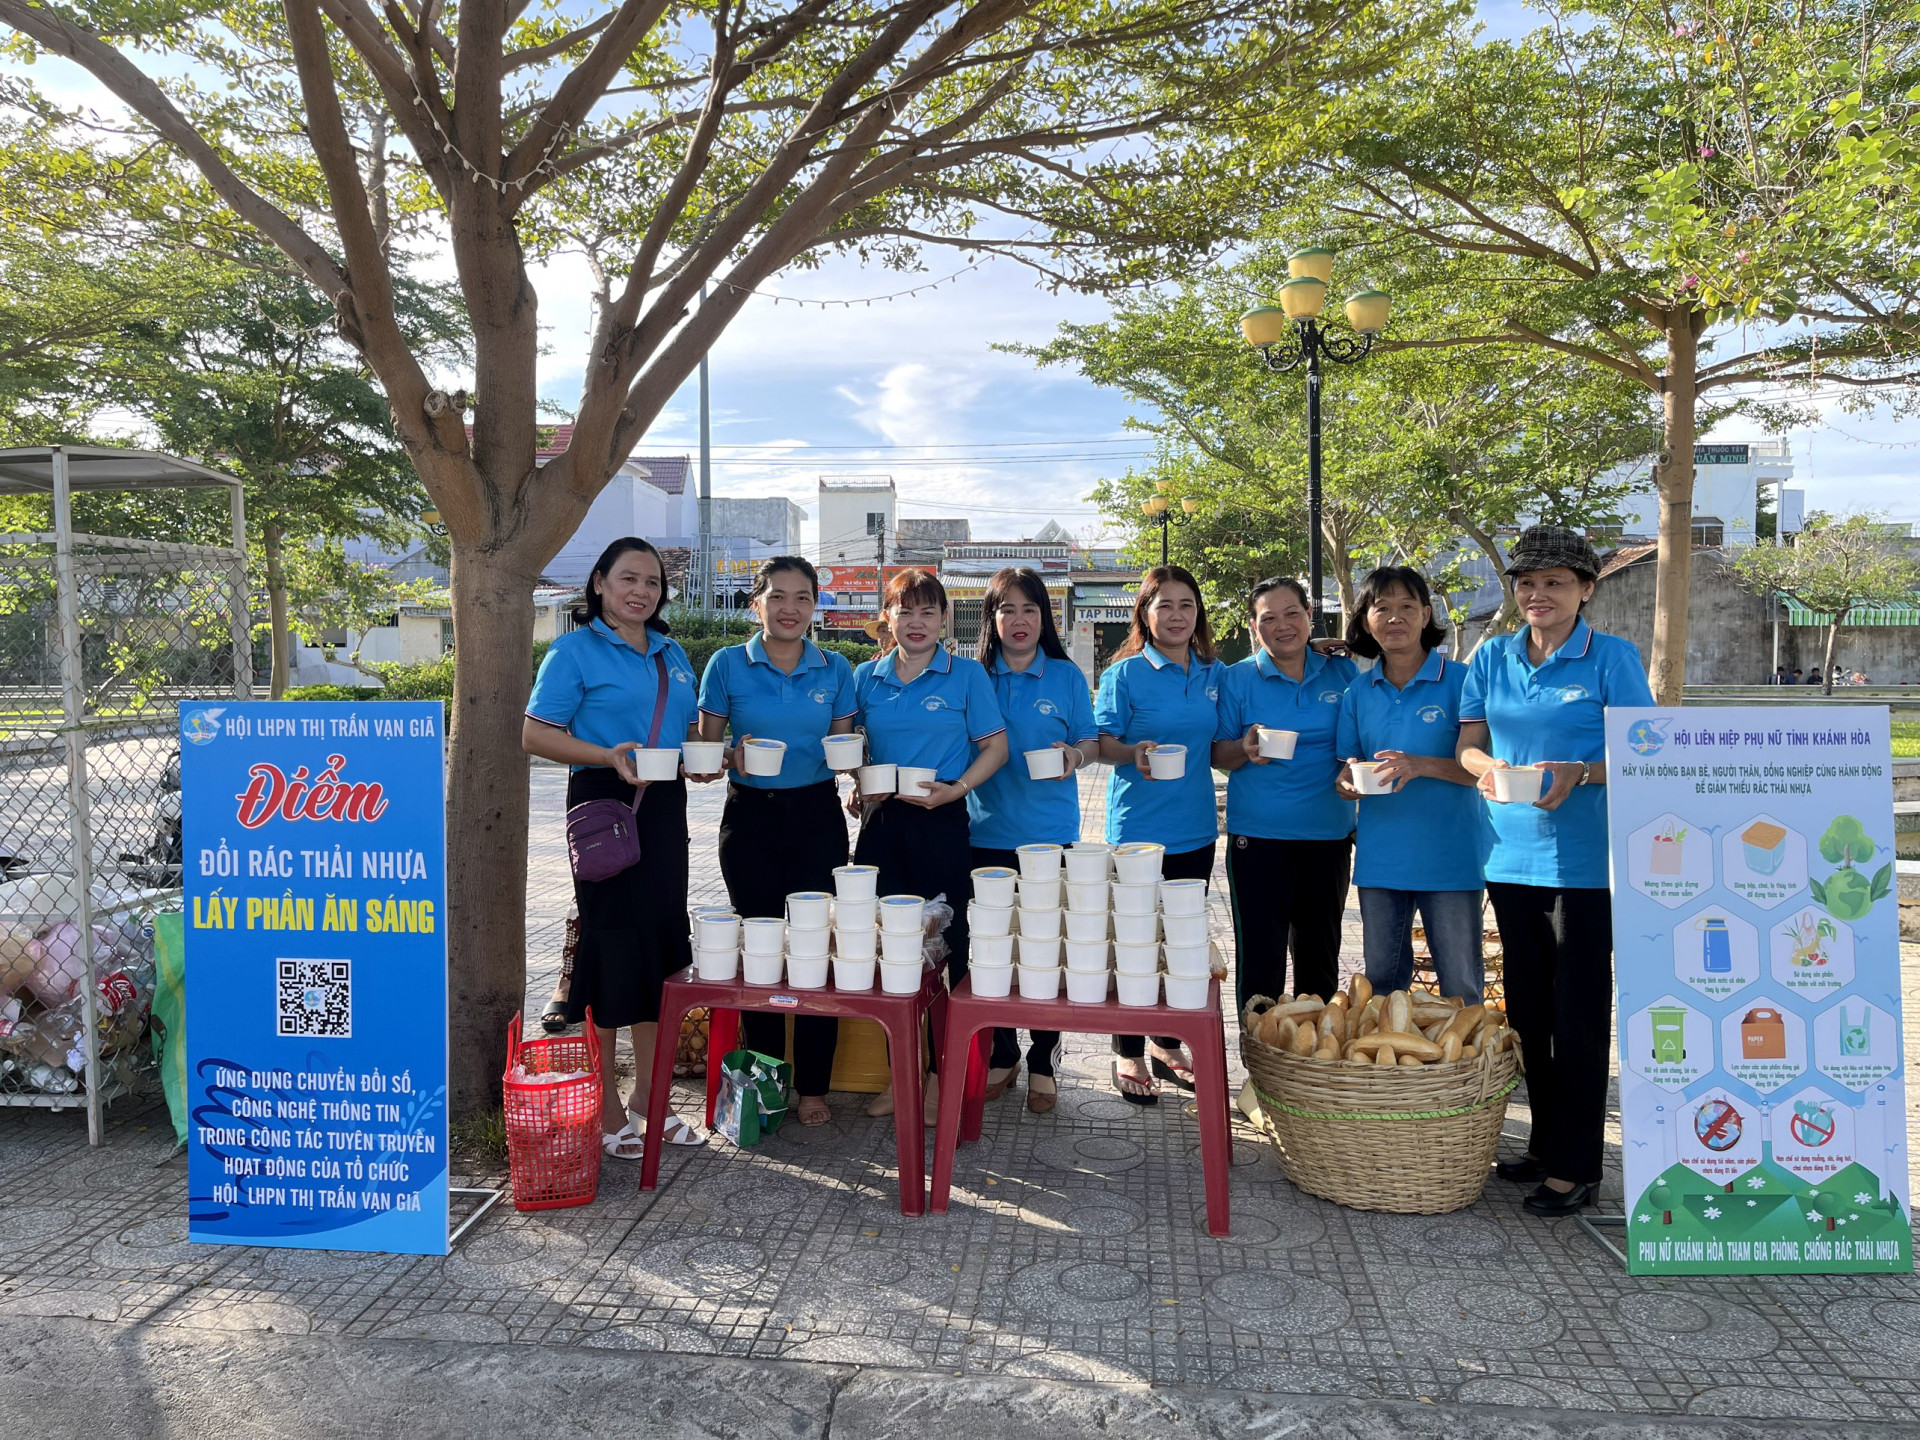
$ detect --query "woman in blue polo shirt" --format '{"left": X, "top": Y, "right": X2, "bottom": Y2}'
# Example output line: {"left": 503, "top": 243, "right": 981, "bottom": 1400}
{"left": 697, "top": 556, "right": 857, "bottom": 1127}
{"left": 852, "top": 567, "right": 1008, "bottom": 1118}
{"left": 1211, "top": 577, "right": 1357, "bottom": 1012}
{"left": 1457, "top": 525, "right": 1654, "bottom": 1217}
{"left": 1335, "top": 566, "right": 1485, "bottom": 1002}
{"left": 523, "top": 537, "right": 707, "bottom": 1156}
{"left": 968, "top": 566, "right": 1098, "bottom": 1115}
{"left": 1096, "top": 564, "right": 1226, "bottom": 1103}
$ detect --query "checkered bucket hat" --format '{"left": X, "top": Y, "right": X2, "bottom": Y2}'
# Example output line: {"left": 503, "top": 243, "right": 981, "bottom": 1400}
{"left": 1504, "top": 525, "right": 1601, "bottom": 578}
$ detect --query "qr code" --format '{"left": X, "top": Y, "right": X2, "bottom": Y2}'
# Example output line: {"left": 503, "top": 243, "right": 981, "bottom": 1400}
{"left": 277, "top": 959, "right": 351, "bottom": 1038}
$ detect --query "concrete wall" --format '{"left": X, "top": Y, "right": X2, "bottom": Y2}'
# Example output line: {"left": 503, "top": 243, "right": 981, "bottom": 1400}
{"left": 818, "top": 484, "right": 894, "bottom": 566}
{"left": 1586, "top": 549, "right": 1920, "bottom": 683}
{"left": 710, "top": 497, "right": 805, "bottom": 551}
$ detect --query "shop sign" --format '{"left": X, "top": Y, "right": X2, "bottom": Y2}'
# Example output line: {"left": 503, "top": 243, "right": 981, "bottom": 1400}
{"left": 1607, "top": 706, "right": 1908, "bottom": 1274}
{"left": 180, "top": 701, "right": 450, "bottom": 1255}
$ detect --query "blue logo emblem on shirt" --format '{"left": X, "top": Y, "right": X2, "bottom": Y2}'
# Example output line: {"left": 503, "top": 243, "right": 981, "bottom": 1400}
{"left": 1557, "top": 684, "right": 1590, "bottom": 703}
{"left": 1418, "top": 705, "right": 1446, "bottom": 724}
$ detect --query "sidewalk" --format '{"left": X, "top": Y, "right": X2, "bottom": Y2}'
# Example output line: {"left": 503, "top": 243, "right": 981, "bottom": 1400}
{"left": 1, "top": 762, "right": 1917, "bottom": 1431}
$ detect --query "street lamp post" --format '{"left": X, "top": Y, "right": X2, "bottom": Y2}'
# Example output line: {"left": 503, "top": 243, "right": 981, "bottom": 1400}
{"left": 1239, "top": 249, "right": 1390, "bottom": 635}
{"left": 1141, "top": 485, "right": 1200, "bottom": 567}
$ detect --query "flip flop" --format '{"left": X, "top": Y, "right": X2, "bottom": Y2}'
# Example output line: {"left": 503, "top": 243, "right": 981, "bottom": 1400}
{"left": 1111, "top": 1061, "right": 1159, "bottom": 1106}
{"left": 1149, "top": 1053, "right": 1196, "bottom": 1092}
{"left": 630, "top": 1107, "right": 707, "bottom": 1147}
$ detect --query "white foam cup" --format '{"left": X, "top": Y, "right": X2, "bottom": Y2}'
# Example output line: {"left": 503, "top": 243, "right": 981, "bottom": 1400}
{"left": 786, "top": 954, "right": 828, "bottom": 988}
{"left": 1017, "top": 876, "right": 1061, "bottom": 910}
{"left": 740, "top": 917, "right": 786, "bottom": 956}
{"left": 1016, "top": 843, "right": 1064, "bottom": 880}
{"left": 1065, "top": 967, "right": 1110, "bottom": 1004}
{"left": 1162, "top": 973, "right": 1210, "bottom": 1009}
{"left": 1350, "top": 760, "right": 1397, "bottom": 796}
{"left": 832, "top": 955, "right": 876, "bottom": 991}
{"left": 1112, "top": 911, "right": 1158, "bottom": 945}
{"left": 692, "top": 912, "right": 739, "bottom": 950}
{"left": 693, "top": 947, "right": 739, "bottom": 982}
{"left": 1111, "top": 843, "right": 1166, "bottom": 885}
{"left": 970, "top": 964, "right": 1013, "bottom": 999}
{"left": 821, "top": 733, "right": 866, "bottom": 771}
{"left": 880, "top": 929, "right": 923, "bottom": 963}
{"left": 896, "top": 765, "right": 937, "bottom": 797}
{"left": 1064, "top": 910, "right": 1109, "bottom": 942}
{"left": 680, "top": 740, "right": 726, "bottom": 774}
{"left": 1016, "top": 934, "right": 1060, "bottom": 967}
{"left": 1158, "top": 878, "right": 1208, "bottom": 916}
{"left": 1161, "top": 911, "right": 1208, "bottom": 946}
{"left": 631, "top": 747, "right": 681, "bottom": 782}
{"left": 1145, "top": 744, "right": 1186, "bottom": 780}
{"left": 970, "top": 867, "right": 1017, "bottom": 907}
{"left": 880, "top": 960, "right": 923, "bottom": 995}
{"left": 1115, "top": 970, "right": 1160, "bottom": 1006}
{"left": 833, "top": 864, "right": 879, "bottom": 900}
{"left": 878, "top": 894, "right": 926, "bottom": 934}
{"left": 1017, "top": 907, "right": 1062, "bottom": 940}
{"left": 786, "top": 891, "right": 832, "bottom": 928}
{"left": 1491, "top": 765, "right": 1546, "bottom": 804}
{"left": 786, "top": 925, "right": 831, "bottom": 959}
{"left": 741, "top": 949, "right": 783, "bottom": 985}
{"left": 1064, "top": 939, "right": 1110, "bottom": 971}
{"left": 741, "top": 738, "right": 786, "bottom": 776}
{"left": 857, "top": 764, "right": 897, "bottom": 797}
{"left": 1257, "top": 727, "right": 1298, "bottom": 760}
{"left": 1113, "top": 940, "right": 1160, "bottom": 974}
{"left": 1024, "top": 747, "right": 1067, "bottom": 780}
{"left": 968, "top": 901, "right": 1013, "bottom": 937}
{"left": 834, "top": 897, "right": 877, "bottom": 931}
{"left": 1016, "top": 964, "right": 1063, "bottom": 1001}
{"left": 1063, "top": 844, "right": 1111, "bottom": 882}
{"left": 972, "top": 933, "right": 1015, "bottom": 965}
{"left": 1110, "top": 881, "right": 1158, "bottom": 916}
{"left": 833, "top": 926, "right": 877, "bottom": 960}
{"left": 1162, "top": 941, "right": 1211, "bottom": 977}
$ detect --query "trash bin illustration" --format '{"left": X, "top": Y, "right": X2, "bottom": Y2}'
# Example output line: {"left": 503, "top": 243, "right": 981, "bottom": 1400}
{"left": 1696, "top": 915, "right": 1732, "bottom": 974}
{"left": 1651, "top": 1006, "right": 1687, "bottom": 1064}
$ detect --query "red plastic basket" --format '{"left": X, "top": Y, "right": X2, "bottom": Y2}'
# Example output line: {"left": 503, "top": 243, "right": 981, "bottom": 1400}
{"left": 502, "top": 1008, "right": 603, "bottom": 1211}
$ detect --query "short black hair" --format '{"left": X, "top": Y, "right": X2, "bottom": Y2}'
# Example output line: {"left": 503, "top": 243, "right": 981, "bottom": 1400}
{"left": 583, "top": 537, "right": 671, "bottom": 631}
{"left": 1345, "top": 566, "right": 1447, "bottom": 659}
{"left": 746, "top": 555, "right": 818, "bottom": 606}
{"left": 1248, "top": 575, "right": 1311, "bottom": 615}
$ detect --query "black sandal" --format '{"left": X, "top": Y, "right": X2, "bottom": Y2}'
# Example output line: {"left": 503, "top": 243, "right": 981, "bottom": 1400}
{"left": 1149, "top": 1051, "right": 1196, "bottom": 1092}
{"left": 540, "top": 1000, "right": 570, "bottom": 1035}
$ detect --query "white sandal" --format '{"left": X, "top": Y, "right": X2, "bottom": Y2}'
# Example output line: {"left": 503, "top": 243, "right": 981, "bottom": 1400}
{"left": 632, "top": 1108, "right": 707, "bottom": 1147}
{"left": 601, "top": 1120, "right": 646, "bottom": 1160}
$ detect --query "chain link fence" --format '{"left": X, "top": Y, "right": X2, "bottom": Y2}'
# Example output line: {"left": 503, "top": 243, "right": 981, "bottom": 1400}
{"left": 0, "top": 447, "right": 248, "bottom": 1142}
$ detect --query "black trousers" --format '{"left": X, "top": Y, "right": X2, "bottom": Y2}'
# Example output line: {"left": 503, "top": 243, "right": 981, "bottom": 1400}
{"left": 717, "top": 780, "right": 848, "bottom": 1096}
{"left": 1225, "top": 834, "right": 1352, "bottom": 1011}
{"left": 565, "top": 769, "right": 689, "bottom": 1030}
{"left": 855, "top": 797, "right": 973, "bottom": 1074}
{"left": 1486, "top": 882, "right": 1613, "bottom": 1185}
{"left": 973, "top": 845, "right": 1061, "bottom": 1078}
{"left": 1114, "top": 839, "right": 1216, "bottom": 1060}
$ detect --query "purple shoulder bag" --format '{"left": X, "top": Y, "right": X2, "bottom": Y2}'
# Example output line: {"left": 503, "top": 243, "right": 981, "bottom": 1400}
{"left": 566, "top": 651, "right": 670, "bottom": 883}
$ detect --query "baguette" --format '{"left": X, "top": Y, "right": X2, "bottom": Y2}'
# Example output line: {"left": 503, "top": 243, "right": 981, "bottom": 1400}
{"left": 1386, "top": 990, "right": 1412, "bottom": 1036}
{"left": 1400, "top": 1054, "right": 1425, "bottom": 1066}
{"left": 1288, "top": 1020, "right": 1317, "bottom": 1055}
{"left": 1422, "top": 1019, "right": 1447, "bottom": 1042}
{"left": 1312, "top": 1035, "right": 1341, "bottom": 1061}
{"left": 1410, "top": 1001, "right": 1455, "bottom": 1026}
{"left": 1441, "top": 1031, "right": 1464, "bottom": 1064}
{"left": 1273, "top": 1016, "right": 1297, "bottom": 1050}
{"left": 1441, "top": 1004, "right": 1487, "bottom": 1045}
{"left": 1318, "top": 1007, "right": 1348, "bottom": 1044}
{"left": 1348, "top": 974, "right": 1373, "bottom": 1010}
{"left": 1460, "top": 1042, "right": 1480, "bottom": 1059}
{"left": 1374, "top": 1042, "right": 1398, "bottom": 1066}
{"left": 1348, "top": 1031, "right": 1444, "bottom": 1062}
{"left": 1271, "top": 998, "right": 1326, "bottom": 1020}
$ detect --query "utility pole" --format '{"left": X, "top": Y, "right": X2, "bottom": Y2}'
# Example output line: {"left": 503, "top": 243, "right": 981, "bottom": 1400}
{"left": 697, "top": 283, "right": 713, "bottom": 615}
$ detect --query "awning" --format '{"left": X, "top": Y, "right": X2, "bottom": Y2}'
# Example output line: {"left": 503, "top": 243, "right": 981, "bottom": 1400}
{"left": 1784, "top": 600, "right": 1920, "bottom": 627}
{"left": 0, "top": 444, "right": 241, "bottom": 494}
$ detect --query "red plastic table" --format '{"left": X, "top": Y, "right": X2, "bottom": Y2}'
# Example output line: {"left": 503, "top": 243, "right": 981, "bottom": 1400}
{"left": 641, "top": 964, "right": 949, "bottom": 1215}
{"left": 929, "top": 975, "right": 1234, "bottom": 1237}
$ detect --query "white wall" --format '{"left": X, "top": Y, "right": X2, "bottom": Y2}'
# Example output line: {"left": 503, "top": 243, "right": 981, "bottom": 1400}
{"left": 546, "top": 470, "right": 675, "bottom": 583}
{"left": 817, "top": 485, "right": 895, "bottom": 566}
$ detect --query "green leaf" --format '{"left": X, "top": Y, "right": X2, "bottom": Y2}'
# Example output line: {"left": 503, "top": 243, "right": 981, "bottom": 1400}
{"left": 1808, "top": 876, "right": 1827, "bottom": 906}
{"left": 1869, "top": 863, "right": 1893, "bottom": 903}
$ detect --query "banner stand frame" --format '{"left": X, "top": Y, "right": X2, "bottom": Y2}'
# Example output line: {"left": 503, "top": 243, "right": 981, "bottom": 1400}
{"left": 448, "top": 1187, "right": 505, "bottom": 1249}
{"left": 1577, "top": 1213, "right": 1627, "bottom": 1268}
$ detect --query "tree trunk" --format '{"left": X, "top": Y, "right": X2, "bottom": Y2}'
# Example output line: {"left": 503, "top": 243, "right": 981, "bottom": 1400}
{"left": 1456, "top": 515, "right": 1518, "bottom": 639}
{"left": 1823, "top": 619, "right": 1841, "bottom": 696}
{"left": 1649, "top": 314, "right": 1700, "bottom": 706}
{"left": 265, "top": 522, "right": 290, "bottom": 699}
{"left": 443, "top": 540, "right": 540, "bottom": 1116}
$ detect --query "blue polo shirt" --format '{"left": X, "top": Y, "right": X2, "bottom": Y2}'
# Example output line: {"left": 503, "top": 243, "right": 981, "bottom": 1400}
{"left": 853, "top": 647, "right": 1005, "bottom": 782}
{"left": 697, "top": 635, "right": 857, "bottom": 790}
{"left": 1461, "top": 617, "right": 1654, "bottom": 888}
{"left": 967, "top": 651, "right": 1098, "bottom": 849}
{"left": 1094, "top": 647, "right": 1226, "bottom": 854}
{"left": 1335, "top": 648, "right": 1485, "bottom": 891}
{"left": 526, "top": 619, "right": 700, "bottom": 766}
{"left": 1213, "top": 648, "right": 1357, "bottom": 841}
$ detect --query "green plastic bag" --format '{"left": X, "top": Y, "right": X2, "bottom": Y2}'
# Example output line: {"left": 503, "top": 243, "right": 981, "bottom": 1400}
{"left": 714, "top": 1048, "right": 791, "bottom": 1147}
{"left": 150, "top": 911, "right": 188, "bottom": 1146}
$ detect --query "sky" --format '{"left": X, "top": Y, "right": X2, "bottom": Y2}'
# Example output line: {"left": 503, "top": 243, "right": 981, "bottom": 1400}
{"left": 25, "top": 11, "right": 1919, "bottom": 551}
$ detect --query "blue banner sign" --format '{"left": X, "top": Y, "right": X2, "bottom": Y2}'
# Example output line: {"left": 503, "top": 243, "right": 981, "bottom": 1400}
{"left": 181, "top": 701, "right": 449, "bottom": 1254}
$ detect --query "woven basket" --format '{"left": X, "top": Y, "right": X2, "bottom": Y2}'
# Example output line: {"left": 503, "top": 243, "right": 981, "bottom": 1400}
{"left": 1242, "top": 1008, "right": 1520, "bottom": 1215}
